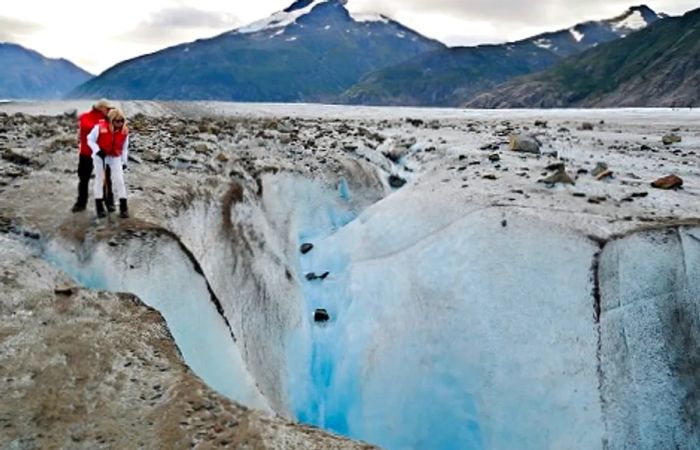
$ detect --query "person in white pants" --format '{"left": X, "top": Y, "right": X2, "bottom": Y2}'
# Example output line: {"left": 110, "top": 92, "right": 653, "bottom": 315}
{"left": 87, "top": 108, "right": 130, "bottom": 218}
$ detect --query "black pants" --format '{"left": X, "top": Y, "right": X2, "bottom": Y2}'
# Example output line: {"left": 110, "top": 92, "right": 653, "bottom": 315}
{"left": 76, "top": 154, "right": 112, "bottom": 207}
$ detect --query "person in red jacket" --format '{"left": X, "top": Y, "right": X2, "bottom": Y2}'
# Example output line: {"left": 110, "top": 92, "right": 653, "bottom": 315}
{"left": 71, "top": 99, "right": 114, "bottom": 212}
{"left": 87, "top": 108, "right": 130, "bottom": 218}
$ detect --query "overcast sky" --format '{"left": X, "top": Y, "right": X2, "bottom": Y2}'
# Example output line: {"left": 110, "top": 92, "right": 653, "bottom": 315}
{"left": 1, "top": 0, "right": 697, "bottom": 74}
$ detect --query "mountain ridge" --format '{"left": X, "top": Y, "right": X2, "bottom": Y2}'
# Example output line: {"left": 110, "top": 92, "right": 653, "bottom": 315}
{"left": 0, "top": 42, "right": 92, "bottom": 100}
{"left": 69, "top": 0, "right": 444, "bottom": 101}
{"left": 465, "top": 7, "right": 700, "bottom": 108}
{"left": 340, "top": 4, "right": 664, "bottom": 106}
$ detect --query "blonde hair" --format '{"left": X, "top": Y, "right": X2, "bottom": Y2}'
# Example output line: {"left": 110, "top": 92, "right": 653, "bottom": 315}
{"left": 108, "top": 108, "right": 128, "bottom": 133}
{"left": 94, "top": 99, "right": 112, "bottom": 111}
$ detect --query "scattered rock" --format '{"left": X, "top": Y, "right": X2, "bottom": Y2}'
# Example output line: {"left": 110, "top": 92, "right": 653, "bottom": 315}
{"left": 539, "top": 167, "right": 575, "bottom": 186}
{"left": 314, "top": 309, "right": 330, "bottom": 324}
{"left": 306, "top": 272, "right": 330, "bottom": 281}
{"left": 508, "top": 134, "right": 541, "bottom": 154}
{"left": 482, "top": 174, "right": 498, "bottom": 180}
{"left": 480, "top": 143, "right": 500, "bottom": 151}
{"left": 488, "top": 153, "right": 501, "bottom": 163}
{"left": 534, "top": 120, "right": 548, "bottom": 128}
{"left": 591, "top": 162, "right": 609, "bottom": 178}
{"left": 378, "top": 138, "right": 410, "bottom": 163}
{"left": 580, "top": 122, "right": 594, "bottom": 131}
{"left": 141, "top": 149, "right": 161, "bottom": 163}
{"left": 545, "top": 162, "right": 565, "bottom": 172}
{"left": 662, "top": 134, "right": 682, "bottom": 146}
{"left": 651, "top": 175, "right": 683, "bottom": 190}
{"left": 388, "top": 175, "right": 407, "bottom": 188}
{"left": 595, "top": 170, "right": 614, "bottom": 181}
{"left": 216, "top": 153, "right": 229, "bottom": 162}
{"left": 194, "top": 144, "right": 210, "bottom": 154}
{"left": 54, "top": 285, "right": 77, "bottom": 296}
{"left": 300, "top": 243, "right": 314, "bottom": 255}
{"left": 2, "top": 148, "right": 33, "bottom": 166}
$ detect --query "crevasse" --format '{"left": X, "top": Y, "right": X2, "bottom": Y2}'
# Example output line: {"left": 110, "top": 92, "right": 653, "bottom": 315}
{"left": 41, "top": 173, "right": 700, "bottom": 450}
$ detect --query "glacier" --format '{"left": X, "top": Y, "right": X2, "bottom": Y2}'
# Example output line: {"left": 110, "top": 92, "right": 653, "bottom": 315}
{"left": 41, "top": 176, "right": 700, "bottom": 450}
{"left": 3, "top": 101, "right": 698, "bottom": 450}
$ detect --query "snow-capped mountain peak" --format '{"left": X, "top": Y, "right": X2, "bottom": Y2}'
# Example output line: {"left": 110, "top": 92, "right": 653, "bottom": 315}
{"left": 236, "top": 1, "right": 322, "bottom": 34}
{"left": 608, "top": 5, "right": 661, "bottom": 33}
{"left": 235, "top": 0, "right": 392, "bottom": 35}
{"left": 528, "top": 5, "right": 662, "bottom": 56}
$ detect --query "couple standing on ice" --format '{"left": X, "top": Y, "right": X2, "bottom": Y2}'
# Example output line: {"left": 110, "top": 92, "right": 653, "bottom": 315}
{"left": 71, "top": 99, "right": 130, "bottom": 219}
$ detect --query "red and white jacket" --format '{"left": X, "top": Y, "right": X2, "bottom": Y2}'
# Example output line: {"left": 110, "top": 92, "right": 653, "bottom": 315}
{"left": 78, "top": 109, "right": 107, "bottom": 157}
{"left": 87, "top": 120, "right": 129, "bottom": 164}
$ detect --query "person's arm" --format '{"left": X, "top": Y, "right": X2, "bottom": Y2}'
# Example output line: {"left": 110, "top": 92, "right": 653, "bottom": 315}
{"left": 87, "top": 125, "right": 101, "bottom": 157}
{"left": 121, "top": 135, "right": 129, "bottom": 168}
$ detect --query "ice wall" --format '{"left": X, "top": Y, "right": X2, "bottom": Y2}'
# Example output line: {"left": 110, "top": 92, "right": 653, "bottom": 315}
{"left": 293, "top": 184, "right": 607, "bottom": 449}
{"left": 599, "top": 227, "right": 700, "bottom": 450}
{"left": 44, "top": 232, "right": 271, "bottom": 413}
{"left": 166, "top": 167, "right": 386, "bottom": 415}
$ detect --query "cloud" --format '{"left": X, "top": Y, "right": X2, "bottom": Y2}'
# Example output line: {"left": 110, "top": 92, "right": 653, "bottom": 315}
{"left": 0, "top": 15, "right": 42, "bottom": 43}
{"left": 349, "top": 0, "right": 700, "bottom": 44}
{"left": 122, "top": 6, "right": 241, "bottom": 44}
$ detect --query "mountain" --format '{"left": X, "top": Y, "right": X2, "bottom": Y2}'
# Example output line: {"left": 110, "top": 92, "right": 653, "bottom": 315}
{"left": 0, "top": 43, "right": 92, "bottom": 100}
{"left": 466, "top": 7, "right": 700, "bottom": 108}
{"left": 340, "top": 5, "right": 663, "bottom": 106}
{"left": 69, "top": 0, "right": 444, "bottom": 102}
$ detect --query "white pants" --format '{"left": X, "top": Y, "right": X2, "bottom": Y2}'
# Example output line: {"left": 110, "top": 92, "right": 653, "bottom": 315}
{"left": 94, "top": 156, "right": 127, "bottom": 200}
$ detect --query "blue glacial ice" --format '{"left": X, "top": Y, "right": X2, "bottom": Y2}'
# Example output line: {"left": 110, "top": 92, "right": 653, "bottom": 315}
{"left": 44, "top": 235, "right": 271, "bottom": 413}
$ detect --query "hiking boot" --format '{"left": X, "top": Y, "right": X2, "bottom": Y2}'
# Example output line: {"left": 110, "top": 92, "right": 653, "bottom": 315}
{"left": 119, "top": 199, "right": 129, "bottom": 219}
{"left": 106, "top": 200, "right": 116, "bottom": 213}
{"left": 95, "top": 199, "right": 106, "bottom": 218}
{"left": 71, "top": 201, "right": 86, "bottom": 213}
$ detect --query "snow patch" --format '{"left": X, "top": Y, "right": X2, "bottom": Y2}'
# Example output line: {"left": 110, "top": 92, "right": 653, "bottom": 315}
{"left": 570, "top": 27, "right": 584, "bottom": 42}
{"left": 349, "top": 12, "right": 389, "bottom": 24}
{"left": 286, "top": 36, "right": 298, "bottom": 42}
{"left": 271, "top": 29, "right": 286, "bottom": 39}
{"left": 613, "top": 10, "right": 648, "bottom": 31}
{"left": 396, "top": 32, "right": 406, "bottom": 39}
{"left": 235, "top": 0, "right": 323, "bottom": 34}
{"left": 533, "top": 38, "right": 552, "bottom": 49}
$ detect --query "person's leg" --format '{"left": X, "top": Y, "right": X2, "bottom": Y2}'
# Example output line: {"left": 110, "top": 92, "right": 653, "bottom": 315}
{"left": 93, "top": 156, "right": 106, "bottom": 217}
{"left": 108, "top": 158, "right": 129, "bottom": 218}
{"left": 104, "top": 165, "right": 115, "bottom": 212}
{"left": 72, "top": 154, "right": 93, "bottom": 212}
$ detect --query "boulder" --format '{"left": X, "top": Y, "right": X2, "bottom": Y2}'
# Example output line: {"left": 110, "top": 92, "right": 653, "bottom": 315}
{"left": 508, "top": 134, "right": 541, "bottom": 154}
{"left": 300, "top": 243, "right": 314, "bottom": 254}
{"left": 651, "top": 175, "right": 683, "bottom": 190}
{"left": 662, "top": 134, "right": 682, "bottom": 145}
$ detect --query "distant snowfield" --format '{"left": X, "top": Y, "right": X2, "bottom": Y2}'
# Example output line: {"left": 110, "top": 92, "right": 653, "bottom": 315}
{"left": 4, "top": 99, "right": 700, "bottom": 125}
{"left": 3, "top": 101, "right": 700, "bottom": 450}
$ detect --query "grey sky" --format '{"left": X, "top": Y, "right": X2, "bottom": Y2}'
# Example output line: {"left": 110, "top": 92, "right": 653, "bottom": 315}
{"left": 1, "top": 0, "right": 698, "bottom": 73}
